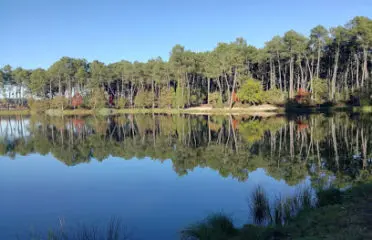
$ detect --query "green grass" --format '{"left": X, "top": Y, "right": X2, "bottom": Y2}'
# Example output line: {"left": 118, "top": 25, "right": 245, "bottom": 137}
{"left": 0, "top": 109, "right": 30, "bottom": 115}
{"left": 32, "top": 106, "right": 283, "bottom": 116}
{"left": 353, "top": 106, "right": 372, "bottom": 113}
{"left": 182, "top": 183, "right": 372, "bottom": 240}
{"left": 45, "top": 108, "right": 94, "bottom": 116}
{"left": 115, "top": 108, "right": 183, "bottom": 114}
{"left": 282, "top": 183, "right": 372, "bottom": 239}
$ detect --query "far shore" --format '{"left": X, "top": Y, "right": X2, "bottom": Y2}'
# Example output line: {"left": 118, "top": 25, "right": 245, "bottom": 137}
{"left": 0, "top": 104, "right": 280, "bottom": 117}
{"left": 0, "top": 104, "right": 371, "bottom": 117}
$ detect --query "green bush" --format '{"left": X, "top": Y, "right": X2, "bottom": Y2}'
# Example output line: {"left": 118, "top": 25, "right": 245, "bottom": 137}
{"left": 116, "top": 97, "right": 128, "bottom": 109}
{"left": 238, "top": 78, "right": 265, "bottom": 105}
{"left": 264, "top": 88, "right": 286, "bottom": 104}
{"left": 158, "top": 87, "right": 175, "bottom": 108}
{"left": 134, "top": 91, "right": 154, "bottom": 108}
{"left": 50, "top": 96, "right": 68, "bottom": 110}
{"left": 335, "top": 89, "right": 349, "bottom": 103}
{"left": 175, "top": 86, "right": 186, "bottom": 108}
{"left": 88, "top": 88, "right": 107, "bottom": 109}
{"left": 312, "top": 78, "right": 329, "bottom": 104}
{"left": 28, "top": 98, "right": 50, "bottom": 112}
{"left": 208, "top": 92, "right": 223, "bottom": 108}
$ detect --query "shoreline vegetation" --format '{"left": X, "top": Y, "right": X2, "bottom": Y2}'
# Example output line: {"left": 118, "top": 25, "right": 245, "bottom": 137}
{"left": 0, "top": 104, "right": 281, "bottom": 116}
{"left": 181, "top": 183, "right": 372, "bottom": 240}
{"left": 1, "top": 104, "right": 371, "bottom": 117}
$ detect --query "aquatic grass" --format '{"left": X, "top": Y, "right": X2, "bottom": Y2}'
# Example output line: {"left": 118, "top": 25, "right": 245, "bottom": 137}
{"left": 272, "top": 197, "right": 283, "bottom": 226}
{"left": 297, "top": 186, "right": 313, "bottom": 210}
{"left": 27, "top": 217, "right": 130, "bottom": 240}
{"left": 74, "top": 225, "right": 99, "bottom": 240}
{"left": 183, "top": 183, "right": 372, "bottom": 240}
{"left": 316, "top": 187, "right": 342, "bottom": 207}
{"left": 180, "top": 213, "right": 237, "bottom": 240}
{"left": 282, "top": 197, "right": 294, "bottom": 223}
{"left": 106, "top": 217, "right": 124, "bottom": 240}
{"left": 249, "top": 186, "right": 271, "bottom": 225}
{"left": 247, "top": 185, "right": 318, "bottom": 227}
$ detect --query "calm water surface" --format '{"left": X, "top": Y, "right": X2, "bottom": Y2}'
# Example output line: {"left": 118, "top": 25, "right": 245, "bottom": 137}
{"left": 0, "top": 113, "right": 371, "bottom": 239}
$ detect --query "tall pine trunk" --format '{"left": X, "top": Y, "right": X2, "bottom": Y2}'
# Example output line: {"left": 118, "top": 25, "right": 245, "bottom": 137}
{"left": 289, "top": 56, "right": 294, "bottom": 98}
{"left": 362, "top": 47, "right": 369, "bottom": 86}
{"left": 331, "top": 47, "right": 339, "bottom": 100}
{"left": 229, "top": 69, "right": 237, "bottom": 108}
{"left": 316, "top": 39, "right": 321, "bottom": 78}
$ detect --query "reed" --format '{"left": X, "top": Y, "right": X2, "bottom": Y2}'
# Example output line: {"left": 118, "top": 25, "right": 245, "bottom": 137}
{"left": 180, "top": 213, "right": 237, "bottom": 240}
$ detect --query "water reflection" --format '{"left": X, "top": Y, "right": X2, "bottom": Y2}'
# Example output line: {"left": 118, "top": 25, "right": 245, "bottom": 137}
{"left": 0, "top": 113, "right": 372, "bottom": 239}
{"left": 1, "top": 113, "right": 371, "bottom": 186}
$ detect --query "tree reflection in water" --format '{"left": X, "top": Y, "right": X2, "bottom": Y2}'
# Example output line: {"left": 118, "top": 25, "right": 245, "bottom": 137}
{"left": 0, "top": 112, "right": 371, "bottom": 187}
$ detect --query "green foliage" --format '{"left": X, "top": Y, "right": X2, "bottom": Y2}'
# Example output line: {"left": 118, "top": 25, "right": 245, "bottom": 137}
{"left": 238, "top": 78, "right": 265, "bottom": 105}
{"left": 1, "top": 16, "right": 371, "bottom": 111}
{"left": 88, "top": 88, "right": 107, "bottom": 109}
{"left": 312, "top": 77, "right": 329, "bottom": 103}
{"left": 28, "top": 68, "right": 47, "bottom": 97}
{"left": 50, "top": 96, "right": 68, "bottom": 110}
{"left": 28, "top": 98, "right": 50, "bottom": 112}
{"left": 208, "top": 92, "right": 223, "bottom": 108}
{"left": 264, "top": 88, "right": 286, "bottom": 104}
{"left": 97, "top": 108, "right": 112, "bottom": 116}
{"left": 158, "top": 87, "right": 175, "bottom": 108}
{"left": 89, "top": 61, "right": 107, "bottom": 89}
{"left": 134, "top": 91, "right": 154, "bottom": 108}
{"left": 190, "top": 90, "right": 205, "bottom": 106}
{"left": 283, "top": 30, "right": 308, "bottom": 54}
{"left": 335, "top": 89, "right": 350, "bottom": 103}
{"left": 116, "top": 97, "right": 128, "bottom": 109}
{"left": 238, "top": 120, "right": 266, "bottom": 143}
{"left": 175, "top": 85, "right": 186, "bottom": 108}
{"left": 353, "top": 88, "right": 372, "bottom": 106}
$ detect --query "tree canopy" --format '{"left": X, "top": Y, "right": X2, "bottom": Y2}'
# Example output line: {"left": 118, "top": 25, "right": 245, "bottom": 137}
{"left": 1, "top": 16, "right": 371, "bottom": 108}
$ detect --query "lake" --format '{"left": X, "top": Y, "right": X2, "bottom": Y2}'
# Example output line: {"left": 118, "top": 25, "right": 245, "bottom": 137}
{"left": 0, "top": 113, "right": 371, "bottom": 239}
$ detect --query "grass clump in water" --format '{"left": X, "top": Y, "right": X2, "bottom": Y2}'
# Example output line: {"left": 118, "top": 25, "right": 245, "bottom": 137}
{"left": 180, "top": 213, "right": 237, "bottom": 240}
{"left": 29, "top": 217, "right": 131, "bottom": 240}
{"left": 249, "top": 186, "right": 271, "bottom": 225}
{"left": 316, "top": 187, "right": 342, "bottom": 207}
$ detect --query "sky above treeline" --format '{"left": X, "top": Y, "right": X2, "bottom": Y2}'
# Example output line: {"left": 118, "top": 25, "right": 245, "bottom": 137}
{"left": 1, "top": 0, "right": 371, "bottom": 69}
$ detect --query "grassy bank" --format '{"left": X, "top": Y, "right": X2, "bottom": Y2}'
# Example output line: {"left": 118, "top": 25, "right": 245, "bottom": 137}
{"left": 2, "top": 104, "right": 372, "bottom": 117}
{"left": 182, "top": 183, "right": 372, "bottom": 240}
{"left": 8, "top": 104, "right": 282, "bottom": 116}
{"left": 0, "top": 109, "right": 30, "bottom": 116}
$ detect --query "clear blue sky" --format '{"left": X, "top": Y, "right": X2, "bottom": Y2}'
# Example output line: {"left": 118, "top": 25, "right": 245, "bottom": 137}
{"left": 1, "top": 0, "right": 371, "bottom": 69}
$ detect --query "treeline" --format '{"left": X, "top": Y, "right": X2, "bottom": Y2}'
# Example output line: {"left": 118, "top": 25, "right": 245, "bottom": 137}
{"left": 0, "top": 16, "right": 371, "bottom": 109}
{"left": 1, "top": 113, "right": 371, "bottom": 186}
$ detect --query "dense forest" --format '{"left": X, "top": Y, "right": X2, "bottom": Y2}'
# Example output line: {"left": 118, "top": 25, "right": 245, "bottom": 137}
{"left": 0, "top": 16, "right": 371, "bottom": 110}
{"left": 1, "top": 113, "right": 371, "bottom": 186}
